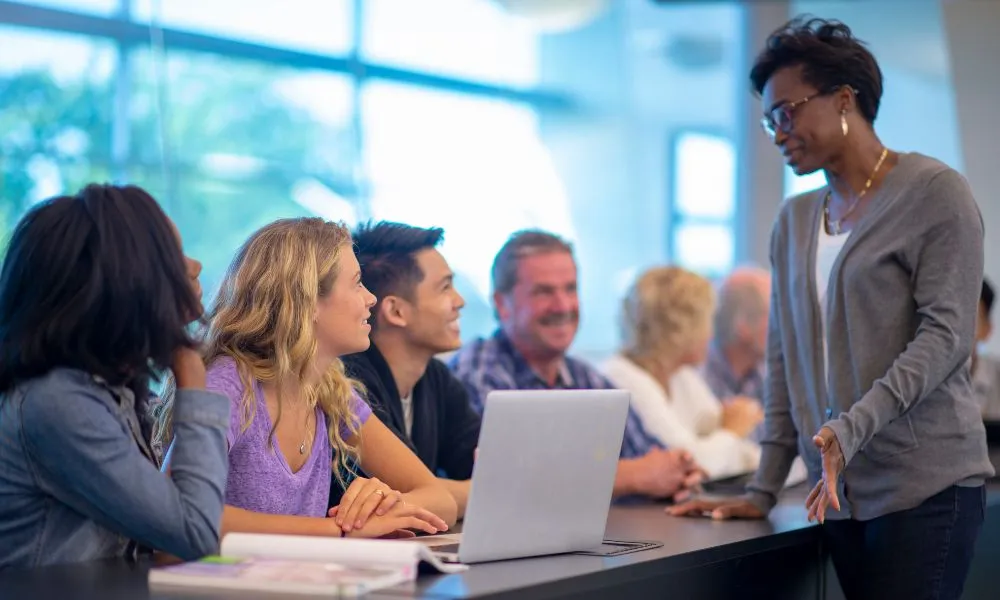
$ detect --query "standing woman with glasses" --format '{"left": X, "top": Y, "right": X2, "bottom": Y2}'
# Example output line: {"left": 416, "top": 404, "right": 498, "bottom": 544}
{"left": 670, "top": 17, "right": 992, "bottom": 599}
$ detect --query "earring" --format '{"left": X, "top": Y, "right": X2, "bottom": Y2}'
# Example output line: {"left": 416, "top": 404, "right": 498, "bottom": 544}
{"left": 841, "top": 110, "right": 849, "bottom": 136}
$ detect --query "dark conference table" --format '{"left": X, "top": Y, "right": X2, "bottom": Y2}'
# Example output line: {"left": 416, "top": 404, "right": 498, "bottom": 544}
{"left": 3, "top": 484, "right": 999, "bottom": 600}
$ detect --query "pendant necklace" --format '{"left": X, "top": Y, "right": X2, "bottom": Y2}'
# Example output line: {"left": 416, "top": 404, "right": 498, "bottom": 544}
{"left": 825, "top": 146, "right": 889, "bottom": 235}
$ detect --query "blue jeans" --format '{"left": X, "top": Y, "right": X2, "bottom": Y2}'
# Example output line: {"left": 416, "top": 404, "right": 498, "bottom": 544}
{"left": 822, "top": 485, "right": 986, "bottom": 600}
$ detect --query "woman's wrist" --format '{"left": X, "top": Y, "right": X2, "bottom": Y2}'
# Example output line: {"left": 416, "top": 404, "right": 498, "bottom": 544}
{"left": 328, "top": 519, "right": 347, "bottom": 538}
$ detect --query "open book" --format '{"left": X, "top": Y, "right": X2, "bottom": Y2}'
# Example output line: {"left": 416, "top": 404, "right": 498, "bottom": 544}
{"left": 149, "top": 533, "right": 468, "bottom": 596}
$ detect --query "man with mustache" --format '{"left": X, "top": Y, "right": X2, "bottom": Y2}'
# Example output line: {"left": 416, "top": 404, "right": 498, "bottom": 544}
{"left": 449, "top": 230, "right": 702, "bottom": 501}
{"left": 340, "top": 221, "right": 481, "bottom": 516}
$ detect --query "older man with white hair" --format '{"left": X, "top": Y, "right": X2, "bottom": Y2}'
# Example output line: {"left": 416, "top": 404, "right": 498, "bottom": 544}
{"left": 702, "top": 267, "right": 771, "bottom": 406}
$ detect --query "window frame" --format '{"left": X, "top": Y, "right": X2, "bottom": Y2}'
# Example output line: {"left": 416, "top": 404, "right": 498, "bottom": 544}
{"left": 0, "top": 0, "right": 575, "bottom": 330}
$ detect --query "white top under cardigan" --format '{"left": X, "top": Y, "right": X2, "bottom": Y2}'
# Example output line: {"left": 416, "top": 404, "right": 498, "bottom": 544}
{"left": 815, "top": 218, "right": 851, "bottom": 390}
{"left": 602, "top": 354, "right": 761, "bottom": 479}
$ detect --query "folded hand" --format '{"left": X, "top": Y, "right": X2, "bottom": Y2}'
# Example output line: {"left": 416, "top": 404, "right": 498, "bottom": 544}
{"left": 328, "top": 503, "right": 449, "bottom": 539}
{"left": 335, "top": 476, "right": 403, "bottom": 533}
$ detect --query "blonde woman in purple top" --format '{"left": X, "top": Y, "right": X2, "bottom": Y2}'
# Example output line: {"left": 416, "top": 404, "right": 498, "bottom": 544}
{"left": 158, "top": 218, "right": 456, "bottom": 539}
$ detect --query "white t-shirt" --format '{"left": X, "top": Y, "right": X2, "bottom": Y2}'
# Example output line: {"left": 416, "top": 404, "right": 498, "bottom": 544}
{"left": 816, "top": 219, "right": 851, "bottom": 387}
{"left": 400, "top": 393, "right": 414, "bottom": 438}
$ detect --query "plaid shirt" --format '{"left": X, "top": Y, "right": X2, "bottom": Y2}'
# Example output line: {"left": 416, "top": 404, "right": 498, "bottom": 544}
{"left": 448, "top": 329, "right": 662, "bottom": 459}
{"left": 701, "top": 343, "right": 765, "bottom": 403}
{"left": 701, "top": 343, "right": 767, "bottom": 443}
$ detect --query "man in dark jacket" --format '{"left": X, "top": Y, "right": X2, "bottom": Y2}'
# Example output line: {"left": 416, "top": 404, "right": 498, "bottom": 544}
{"left": 338, "top": 221, "right": 480, "bottom": 516}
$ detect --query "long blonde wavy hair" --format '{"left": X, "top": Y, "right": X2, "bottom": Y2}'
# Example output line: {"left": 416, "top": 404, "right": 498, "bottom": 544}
{"left": 153, "top": 218, "right": 363, "bottom": 486}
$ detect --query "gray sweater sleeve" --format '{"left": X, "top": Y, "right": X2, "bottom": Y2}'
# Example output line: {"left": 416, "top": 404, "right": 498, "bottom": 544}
{"left": 825, "top": 170, "right": 984, "bottom": 466}
{"left": 745, "top": 217, "right": 801, "bottom": 514}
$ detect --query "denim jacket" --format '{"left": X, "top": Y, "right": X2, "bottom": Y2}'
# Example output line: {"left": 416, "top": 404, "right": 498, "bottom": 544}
{"left": 0, "top": 368, "right": 229, "bottom": 569}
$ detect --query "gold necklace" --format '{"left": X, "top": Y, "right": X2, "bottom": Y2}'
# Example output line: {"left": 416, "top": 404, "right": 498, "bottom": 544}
{"left": 824, "top": 147, "right": 889, "bottom": 235}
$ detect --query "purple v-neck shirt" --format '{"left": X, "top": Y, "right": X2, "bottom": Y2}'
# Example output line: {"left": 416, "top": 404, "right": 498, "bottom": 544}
{"left": 207, "top": 358, "right": 371, "bottom": 517}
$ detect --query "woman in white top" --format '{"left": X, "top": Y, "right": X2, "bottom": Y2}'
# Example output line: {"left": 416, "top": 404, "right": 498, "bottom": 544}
{"left": 603, "top": 266, "right": 764, "bottom": 479}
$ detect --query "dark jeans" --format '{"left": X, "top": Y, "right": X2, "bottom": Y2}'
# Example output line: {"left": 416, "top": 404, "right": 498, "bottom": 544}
{"left": 822, "top": 485, "right": 986, "bottom": 600}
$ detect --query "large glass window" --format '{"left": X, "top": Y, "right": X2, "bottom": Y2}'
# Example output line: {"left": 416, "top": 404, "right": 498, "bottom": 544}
{"left": 362, "top": 0, "right": 538, "bottom": 86}
{"left": 127, "top": 49, "right": 357, "bottom": 294}
{"left": 131, "top": 0, "right": 353, "bottom": 55}
{"left": 362, "top": 82, "right": 567, "bottom": 341}
{"left": 0, "top": 25, "right": 116, "bottom": 235}
{"left": 669, "top": 131, "right": 737, "bottom": 277}
{"left": 0, "top": 0, "right": 628, "bottom": 355}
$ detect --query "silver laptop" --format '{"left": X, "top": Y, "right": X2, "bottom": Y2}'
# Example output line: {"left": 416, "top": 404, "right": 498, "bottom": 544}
{"left": 420, "top": 389, "right": 630, "bottom": 564}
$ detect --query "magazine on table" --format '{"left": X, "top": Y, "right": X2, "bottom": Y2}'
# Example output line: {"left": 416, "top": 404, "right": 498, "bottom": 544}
{"left": 148, "top": 532, "right": 467, "bottom": 596}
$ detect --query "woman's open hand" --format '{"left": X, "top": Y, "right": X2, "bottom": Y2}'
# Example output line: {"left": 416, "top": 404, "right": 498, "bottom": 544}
{"left": 806, "top": 426, "right": 844, "bottom": 523}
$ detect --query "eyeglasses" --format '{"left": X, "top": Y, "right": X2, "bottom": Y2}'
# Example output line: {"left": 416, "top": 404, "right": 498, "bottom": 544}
{"left": 760, "top": 86, "right": 857, "bottom": 140}
{"left": 760, "top": 93, "right": 823, "bottom": 140}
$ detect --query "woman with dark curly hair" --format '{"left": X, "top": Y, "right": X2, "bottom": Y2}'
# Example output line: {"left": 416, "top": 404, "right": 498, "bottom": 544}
{"left": 670, "top": 17, "right": 992, "bottom": 599}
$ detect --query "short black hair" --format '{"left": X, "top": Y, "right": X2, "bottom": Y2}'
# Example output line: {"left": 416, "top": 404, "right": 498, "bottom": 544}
{"left": 750, "top": 16, "right": 883, "bottom": 124}
{"left": 351, "top": 220, "right": 444, "bottom": 331}
{"left": 0, "top": 184, "right": 201, "bottom": 415}
{"left": 983, "top": 277, "right": 995, "bottom": 317}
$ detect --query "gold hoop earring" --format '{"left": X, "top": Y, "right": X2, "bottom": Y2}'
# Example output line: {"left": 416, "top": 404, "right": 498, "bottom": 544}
{"left": 841, "top": 111, "right": 849, "bottom": 136}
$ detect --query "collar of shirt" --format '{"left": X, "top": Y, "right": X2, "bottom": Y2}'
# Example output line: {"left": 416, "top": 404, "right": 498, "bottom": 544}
{"left": 92, "top": 375, "right": 157, "bottom": 464}
{"left": 491, "top": 328, "right": 577, "bottom": 389}
{"left": 90, "top": 374, "right": 155, "bottom": 560}
{"left": 705, "top": 342, "right": 764, "bottom": 398}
